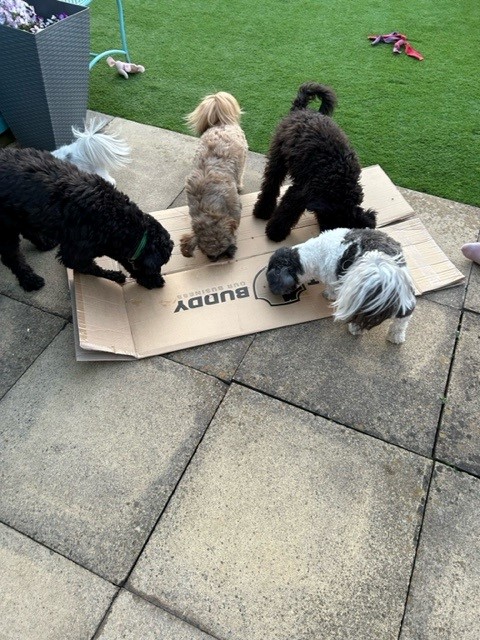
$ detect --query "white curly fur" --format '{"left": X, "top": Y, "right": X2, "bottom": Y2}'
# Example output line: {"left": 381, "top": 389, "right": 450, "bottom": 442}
{"left": 333, "top": 250, "right": 414, "bottom": 319}
{"left": 52, "top": 118, "right": 130, "bottom": 185}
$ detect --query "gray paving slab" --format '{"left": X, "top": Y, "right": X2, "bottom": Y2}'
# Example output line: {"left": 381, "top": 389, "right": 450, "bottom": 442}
{"left": 129, "top": 384, "right": 431, "bottom": 640}
{"left": 96, "top": 590, "right": 216, "bottom": 639}
{"left": 0, "top": 241, "right": 72, "bottom": 319}
{"left": 465, "top": 262, "right": 480, "bottom": 314}
{"left": 87, "top": 109, "right": 114, "bottom": 127}
{"left": 0, "top": 325, "right": 226, "bottom": 584}
{"left": 399, "top": 187, "right": 480, "bottom": 309}
{"left": 400, "top": 464, "right": 480, "bottom": 640}
{"left": 166, "top": 335, "right": 255, "bottom": 382}
{"left": 235, "top": 298, "right": 459, "bottom": 456}
{"left": 105, "top": 117, "right": 198, "bottom": 211}
{"left": 0, "top": 294, "right": 65, "bottom": 399}
{"left": 168, "top": 187, "right": 187, "bottom": 209}
{"left": 0, "top": 522, "right": 115, "bottom": 640}
{"left": 435, "top": 311, "right": 480, "bottom": 476}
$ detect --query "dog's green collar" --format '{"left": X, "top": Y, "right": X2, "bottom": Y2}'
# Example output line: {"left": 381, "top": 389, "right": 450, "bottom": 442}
{"left": 131, "top": 231, "right": 148, "bottom": 261}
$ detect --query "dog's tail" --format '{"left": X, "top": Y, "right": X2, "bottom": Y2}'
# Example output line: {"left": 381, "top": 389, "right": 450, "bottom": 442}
{"left": 333, "top": 251, "right": 416, "bottom": 330}
{"left": 290, "top": 82, "right": 337, "bottom": 116}
{"left": 70, "top": 118, "right": 131, "bottom": 171}
{"left": 186, "top": 92, "right": 243, "bottom": 135}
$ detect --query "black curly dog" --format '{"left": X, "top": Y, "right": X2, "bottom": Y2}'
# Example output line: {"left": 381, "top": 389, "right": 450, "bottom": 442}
{"left": 0, "top": 147, "right": 173, "bottom": 291}
{"left": 253, "top": 82, "right": 377, "bottom": 241}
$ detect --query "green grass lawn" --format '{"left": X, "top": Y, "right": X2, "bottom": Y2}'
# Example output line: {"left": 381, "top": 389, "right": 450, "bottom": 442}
{"left": 89, "top": 0, "right": 479, "bottom": 207}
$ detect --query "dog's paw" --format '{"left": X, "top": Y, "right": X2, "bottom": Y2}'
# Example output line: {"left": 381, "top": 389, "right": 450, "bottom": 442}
{"left": 253, "top": 202, "right": 273, "bottom": 220}
{"left": 266, "top": 222, "right": 290, "bottom": 243}
{"left": 322, "top": 288, "right": 337, "bottom": 301}
{"left": 180, "top": 245, "right": 193, "bottom": 258}
{"left": 386, "top": 330, "right": 406, "bottom": 344}
{"left": 348, "top": 322, "right": 365, "bottom": 337}
{"left": 104, "top": 270, "right": 126, "bottom": 284}
{"left": 180, "top": 234, "right": 195, "bottom": 258}
{"left": 20, "top": 273, "right": 45, "bottom": 291}
{"left": 136, "top": 273, "right": 165, "bottom": 289}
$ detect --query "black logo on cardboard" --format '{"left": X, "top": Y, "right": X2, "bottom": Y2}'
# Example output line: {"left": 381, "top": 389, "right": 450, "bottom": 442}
{"left": 174, "top": 284, "right": 249, "bottom": 312}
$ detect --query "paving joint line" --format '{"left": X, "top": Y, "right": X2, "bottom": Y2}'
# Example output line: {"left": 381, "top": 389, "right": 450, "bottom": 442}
{"left": 124, "top": 584, "right": 225, "bottom": 640}
{"left": 118, "top": 385, "right": 229, "bottom": 588}
{"left": 431, "top": 266, "right": 470, "bottom": 460}
{"left": 0, "top": 321, "right": 67, "bottom": 403}
{"left": 166, "top": 187, "right": 186, "bottom": 210}
{"left": 396, "top": 462, "right": 436, "bottom": 639}
{"left": 160, "top": 353, "right": 233, "bottom": 386}
{"left": 0, "top": 517, "right": 117, "bottom": 586}
{"left": 230, "top": 333, "right": 257, "bottom": 382}
{"left": 90, "top": 589, "right": 121, "bottom": 640}
{"left": 230, "top": 379, "right": 433, "bottom": 462}
{"left": 0, "top": 290, "right": 70, "bottom": 321}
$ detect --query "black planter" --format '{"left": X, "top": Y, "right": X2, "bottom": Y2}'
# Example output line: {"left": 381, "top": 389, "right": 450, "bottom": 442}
{"left": 0, "top": 0, "right": 90, "bottom": 150}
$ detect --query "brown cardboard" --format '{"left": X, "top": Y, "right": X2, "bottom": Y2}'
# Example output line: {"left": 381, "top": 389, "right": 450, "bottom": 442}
{"left": 160, "top": 164, "right": 415, "bottom": 275}
{"left": 69, "top": 166, "right": 464, "bottom": 360}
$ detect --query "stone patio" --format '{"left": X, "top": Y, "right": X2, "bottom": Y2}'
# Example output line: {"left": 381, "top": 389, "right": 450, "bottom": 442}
{"left": 1, "top": 115, "right": 479, "bottom": 639}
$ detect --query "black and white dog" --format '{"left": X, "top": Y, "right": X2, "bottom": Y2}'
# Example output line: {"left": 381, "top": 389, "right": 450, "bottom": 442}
{"left": 0, "top": 147, "right": 173, "bottom": 291}
{"left": 266, "top": 228, "right": 416, "bottom": 343}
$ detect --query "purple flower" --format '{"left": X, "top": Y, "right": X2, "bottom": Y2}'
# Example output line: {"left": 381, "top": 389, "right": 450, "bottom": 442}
{"left": 0, "top": 0, "right": 68, "bottom": 32}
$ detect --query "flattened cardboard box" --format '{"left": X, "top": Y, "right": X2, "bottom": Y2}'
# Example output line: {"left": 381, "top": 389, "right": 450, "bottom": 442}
{"left": 70, "top": 166, "right": 464, "bottom": 360}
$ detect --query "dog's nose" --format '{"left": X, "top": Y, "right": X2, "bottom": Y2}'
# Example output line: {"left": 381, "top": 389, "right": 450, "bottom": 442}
{"left": 224, "top": 244, "right": 237, "bottom": 259}
{"left": 267, "top": 269, "right": 296, "bottom": 295}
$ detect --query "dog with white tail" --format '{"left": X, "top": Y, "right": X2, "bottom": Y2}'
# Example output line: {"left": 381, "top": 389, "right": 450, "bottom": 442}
{"left": 52, "top": 118, "right": 130, "bottom": 185}
{"left": 266, "top": 228, "right": 416, "bottom": 343}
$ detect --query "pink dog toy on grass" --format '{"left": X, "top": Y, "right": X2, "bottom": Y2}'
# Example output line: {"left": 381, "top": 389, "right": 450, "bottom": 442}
{"left": 106, "top": 56, "right": 145, "bottom": 79}
{"left": 368, "top": 32, "right": 424, "bottom": 61}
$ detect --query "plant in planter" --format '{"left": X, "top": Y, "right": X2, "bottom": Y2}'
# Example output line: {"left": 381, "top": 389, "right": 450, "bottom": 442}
{"left": 0, "top": 0, "right": 68, "bottom": 32}
{"left": 0, "top": 0, "right": 90, "bottom": 150}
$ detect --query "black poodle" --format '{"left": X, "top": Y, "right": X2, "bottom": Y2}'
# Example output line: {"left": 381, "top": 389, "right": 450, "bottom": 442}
{"left": 0, "top": 147, "right": 173, "bottom": 291}
{"left": 253, "top": 82, "right": 377, "bottom": 241}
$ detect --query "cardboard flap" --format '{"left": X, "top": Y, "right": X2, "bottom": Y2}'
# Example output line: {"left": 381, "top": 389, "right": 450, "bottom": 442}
{"left": 385, "top": 218, "right": 465, "bottom": 295}
{"left": 360, "top": 165, "right": 414, "bottom": 225}
{"left": 74, "top": 258, "right": 136, "bottom": 356}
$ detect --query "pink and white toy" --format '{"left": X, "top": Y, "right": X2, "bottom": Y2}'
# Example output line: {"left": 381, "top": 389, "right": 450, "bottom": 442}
{"left": 106, "top": 56, "right": 145, "bottom": 79}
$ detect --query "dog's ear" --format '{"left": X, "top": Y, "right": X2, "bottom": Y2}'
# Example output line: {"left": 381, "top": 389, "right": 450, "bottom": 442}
{"left": 180, "top": 233, "right": 197, "bottom": 257}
